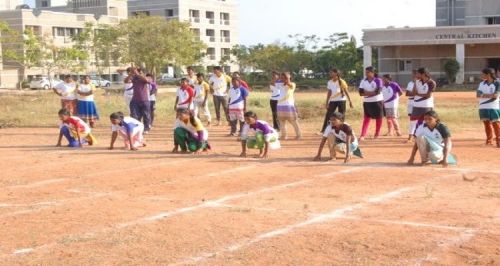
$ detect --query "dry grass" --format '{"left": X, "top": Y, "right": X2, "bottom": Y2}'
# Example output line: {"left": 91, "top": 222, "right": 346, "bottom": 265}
{"left": 0, "top": 88, "right": 478, "bottom": 131}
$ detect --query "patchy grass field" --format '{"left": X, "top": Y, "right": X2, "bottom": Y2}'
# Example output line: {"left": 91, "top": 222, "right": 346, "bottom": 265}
{"left": 1, "top": 89, "right": 498, "bottom": 265}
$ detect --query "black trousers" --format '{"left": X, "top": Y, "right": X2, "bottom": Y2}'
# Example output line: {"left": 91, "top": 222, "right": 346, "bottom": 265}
{"left": 130, "top": 100, "right": 151, "bottom": 131}
{"left": 321, "top": 101, "right": 346, "bottom": 132}
{"left": 270, "top": 99, "right": 280, "bottom": 131}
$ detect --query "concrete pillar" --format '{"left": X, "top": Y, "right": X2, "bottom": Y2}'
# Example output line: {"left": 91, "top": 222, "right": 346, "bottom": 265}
{"left": 363, "top": 45, "right": 372, "bottom": 72}
{"left": 455, "top": 43, "right": 465, "bottom": 84}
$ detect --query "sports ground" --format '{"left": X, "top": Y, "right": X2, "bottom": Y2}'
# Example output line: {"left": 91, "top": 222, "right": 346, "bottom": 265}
{"left": 0, "top": 92, "right": 499, "bottom": 265}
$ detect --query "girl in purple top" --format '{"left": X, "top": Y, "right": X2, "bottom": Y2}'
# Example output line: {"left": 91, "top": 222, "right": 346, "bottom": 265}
{"left": 381, "top": 74, "right": 403, "bottom": 136}
{"left": 240, "top": 111, "right": 280, "bottom": 159}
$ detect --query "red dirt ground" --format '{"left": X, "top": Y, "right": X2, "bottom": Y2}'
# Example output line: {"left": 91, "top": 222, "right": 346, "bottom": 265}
{"left": 0, "top": 92, "right": 499, "bottom": 265}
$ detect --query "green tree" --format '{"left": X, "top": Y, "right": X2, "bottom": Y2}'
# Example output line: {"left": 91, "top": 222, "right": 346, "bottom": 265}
{"left": 117, "top": 15, "right": 205, "bottom": 77}
{"left": 444, "top": 59, "right": 460, "bottom": 84}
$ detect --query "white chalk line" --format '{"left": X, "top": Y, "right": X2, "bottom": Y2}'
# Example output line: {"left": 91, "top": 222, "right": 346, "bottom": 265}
{"left": 339, "top": 216, "right": 477, "bottom": 232}
{"left": 3, "top": 167, "right": 362, "bottom": 258}
{"left": 172, "top": 186, "right": 414, "bottom": 265}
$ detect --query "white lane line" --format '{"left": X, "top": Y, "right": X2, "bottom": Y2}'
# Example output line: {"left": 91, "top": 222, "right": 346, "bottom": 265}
{"left": 172, "top": 186, "right": 414, "bottom": 265}
{"left": 0, "top": 201, "right": 58, "bottom": 208}
{"left": 4, "top": 167, "right": 362, "bottom": 258}
{"left": 339, "top": 216, "right": 477, "bottom": 232}
{"left": 12, "top": 248, "right": 34, "bottom": 255}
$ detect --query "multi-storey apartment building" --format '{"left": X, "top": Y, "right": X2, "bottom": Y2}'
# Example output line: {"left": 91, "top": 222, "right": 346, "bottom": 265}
{"left": 128, "top": 0, "right": 239, "bottom": 72}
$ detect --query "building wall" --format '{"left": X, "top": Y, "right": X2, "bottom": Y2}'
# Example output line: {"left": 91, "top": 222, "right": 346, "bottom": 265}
{"left": 436, "top": 0, "right": 466, "bottom": 26}
{"left": 0, "top": 9, "right": 126, "bottom": 87}
{"left": 128, "top": 0, "right": 239, "bottom": 72}
{"left": 0, "top": 0, "right": 22, "bottom": 10}
{"left": 376, "top": 43, "right": 500, "bottom": 85}
{"left": 465, "top": 0, "right": 500, "bottom": 25}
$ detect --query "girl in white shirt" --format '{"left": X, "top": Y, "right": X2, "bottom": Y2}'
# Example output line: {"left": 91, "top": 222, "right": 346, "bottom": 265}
{"left": 477, "top": 68, "right": 500, "bottom": 147}
{"left": 53, "top": 75, "right": 77, "bottom": 115}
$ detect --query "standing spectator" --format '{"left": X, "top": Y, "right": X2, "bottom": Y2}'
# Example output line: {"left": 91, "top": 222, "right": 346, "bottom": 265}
{"left": 381, "top": 74, "right": 403, "bottom": 136}
{"left": 320, "top": 68, "right": 353, "bottom": 133}
{"left": 186, "top": 66, "right": 197, "bottom": 86}
{"left": 146, "top": 74, "right": 157, "bottom": 128}
{"left": 123, "top": 67, "right": 134, "bottom": 115}
{"left": 358, "top": 66, "right": 384, "bottom": 140}
{"left": 76, "top": 75, "right": 99, "bottom": 128}
{"left": 269, "top": 71, "right": 281, "bottom": 131}
{"left": 53, "top": 75, "right": 77, "bottom": 115}
{"left": 209, "top": 66, "right": 232, "bottom": 126}
{"left": 129, "top": 67, "right": 151, "bottom": 134}
{"left": 477, "top": 68, "right": 500, "bottom": 147}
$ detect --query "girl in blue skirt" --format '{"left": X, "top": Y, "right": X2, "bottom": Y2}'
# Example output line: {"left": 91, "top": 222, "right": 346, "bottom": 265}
{"left": 77, "top": 75, "right": 99, "bottom": 128}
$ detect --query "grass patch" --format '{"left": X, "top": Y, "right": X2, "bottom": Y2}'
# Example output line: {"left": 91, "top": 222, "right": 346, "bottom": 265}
{"left": 0, "top": 89, "right": 478, "bottom": 132}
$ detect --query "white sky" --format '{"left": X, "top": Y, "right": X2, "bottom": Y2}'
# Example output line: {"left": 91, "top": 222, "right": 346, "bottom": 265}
{"left": 24, "top": 0, "right": 436, "bottom": 46}
{"left": 238, "top": 0, "right": 436, "bottom": 46}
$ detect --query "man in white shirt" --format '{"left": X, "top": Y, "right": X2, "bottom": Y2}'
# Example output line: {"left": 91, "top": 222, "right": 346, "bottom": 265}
{"left": 209, "top": 66, "right": 232, "bottom": 126}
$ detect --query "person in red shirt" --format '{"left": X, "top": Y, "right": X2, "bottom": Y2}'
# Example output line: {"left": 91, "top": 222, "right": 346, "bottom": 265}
{"left": 174, "top": 78, "right": 195, "bottom": 111}
{"left": 232, "top": 72, "right": 252, "bottom": 91}
{"left": 56, "top": 108, "right": 96, "bottom": 148}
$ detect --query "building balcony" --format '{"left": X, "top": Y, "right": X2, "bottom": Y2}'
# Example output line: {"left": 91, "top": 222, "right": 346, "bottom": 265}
{"left": 190, "top": 17, "right": 200, "bottom": 23}
{"left": 220, "top": 20, "right": 230, "bottom": 25}
{"left": 208, "top": 36, "right": 216, "bottom": 42}
{"left": 207, "top": 54, "right": 216, "bottom": 60}
{"left": 221, "top": 37, "right": 231, "bottom": 43}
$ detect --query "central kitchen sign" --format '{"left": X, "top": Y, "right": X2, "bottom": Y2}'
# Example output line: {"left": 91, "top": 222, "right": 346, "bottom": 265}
{"left": 435, "top": 32, "right": 497, "bottom": 40}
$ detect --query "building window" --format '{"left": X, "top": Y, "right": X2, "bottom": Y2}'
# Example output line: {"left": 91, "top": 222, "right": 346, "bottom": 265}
{"left": 220, "top": 30, "right": 230, "bottom": 42}
{"left": 53, "top": 27, "right": 83, "bottom": 38}
{"left": 25, "top": 25, "right": 41, "bottom": 35}
{"left": 41, "top": 0, "right": 48, "bottom": 7}
{"left": 189, "top": 9, "right": 200, "bottom": 23}
{"left": 206, "top": 11, "right": 214, "bottom": 24}
{"left": 220, "top": 12, "right": 230, "bottom": 25}
{"left": 191, "top": 28, "right": 200, "bottom": 41}
{"left": 221, "top": 48, "right": 230, "bottom": 58}
{"left": 207, "top": 48, "right": 216, "bottom": 60}
{"left": 165, "top": 9, "right": 174, "bottom": 17}
{"left": 487, "top": 17, "right": 500, "bottom": 25}
{"left": 206, "top": 29, "right": 215, "bottom": 42}
{"left": 132, "top": 11, "right": 150, "bottom": 16}
{"left": 398, "top": 60, "right": 413, "bottom": 72}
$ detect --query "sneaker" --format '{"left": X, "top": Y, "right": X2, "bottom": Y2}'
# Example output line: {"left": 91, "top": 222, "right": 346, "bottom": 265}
{"left": 144, "top": 130, "right": 150, "bottom": 135}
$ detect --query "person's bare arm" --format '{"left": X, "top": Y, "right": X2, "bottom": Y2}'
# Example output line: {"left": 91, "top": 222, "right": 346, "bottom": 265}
{"left": 109, "top": 131, "right": 118, "bottom": 150}
{"left": 344, "top": 135, "right": 351, "bottom": 163}
{"left": 442, "top": 137, "right": 451, "bottom": 167}
{"left": 240, "top": 140, "right": 247, "bottom": 157}
{"left": 174, "top": 96, "right": 179, "bottom": 111}
{"left": 407, "top": 143, "right": 418, "bottom": 165}
{"left": 325, "top": 90, "right": 332, "bottom": 109}
{"left": 56, "top": 130, "right": 63, "bottom": 147}
{"left": 313, "top": 137, "right": 327, "bottom": 161}
{"left": 259, "top": 141, "right": 269, "bottom": 159}
{"left": 343, "top": 88, "right": 354, "bottom": 108}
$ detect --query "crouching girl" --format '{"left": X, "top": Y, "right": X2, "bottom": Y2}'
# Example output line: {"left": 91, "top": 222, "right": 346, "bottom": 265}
{"left": 314, "top": 112, "right": 363, "bottom": 163}
{"left": 173, "top": 108, "right": 210, "bottom": 154}
{"left": 57, "top": 108, "right": 96, "bottom": 148}
{"left": 407, "top": 110, "right": 456, "bottom": 167}
{"left": 109, "top": 112, "right": 146, "bottom": 151}
{"left": 240, "top": 111, "right": 280, "bottom": 159}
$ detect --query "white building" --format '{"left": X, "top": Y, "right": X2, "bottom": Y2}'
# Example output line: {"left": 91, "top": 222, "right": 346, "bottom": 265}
{"left": 0, "top": 0, "right": 22, "bottom": 10}
{"left": 128, "top": 0, "right": 239, "bottom": 72}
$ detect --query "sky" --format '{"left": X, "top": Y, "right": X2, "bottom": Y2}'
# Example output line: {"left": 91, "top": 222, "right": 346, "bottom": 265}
{"left": 237, "top": 0, "right": 436, "bottom": 46}
{"left": 23, "top": 0, "right": 436, "bottom": 46}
